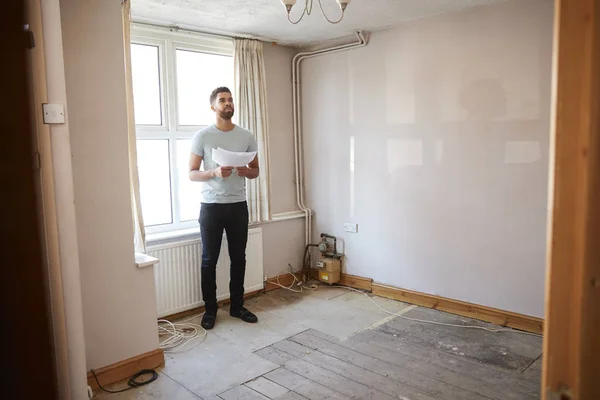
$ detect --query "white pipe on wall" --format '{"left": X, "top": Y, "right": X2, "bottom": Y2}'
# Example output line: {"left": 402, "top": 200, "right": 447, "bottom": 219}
{"left": 291, "top": 31, "right": 367, "bottom": 245}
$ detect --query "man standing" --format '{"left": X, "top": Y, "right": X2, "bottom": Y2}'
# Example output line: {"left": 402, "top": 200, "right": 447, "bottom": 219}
{"left": 189, "top": 87, "right": 259, "bottom": 330}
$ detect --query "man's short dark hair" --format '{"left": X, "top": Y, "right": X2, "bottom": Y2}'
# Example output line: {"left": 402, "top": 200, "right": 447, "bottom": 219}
{"left": 210, "top": 87, "right": 232, "bottom": 105}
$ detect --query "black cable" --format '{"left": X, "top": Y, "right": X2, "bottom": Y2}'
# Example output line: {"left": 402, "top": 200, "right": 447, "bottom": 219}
{"left": 91, "top": 368, "right": 159, "bottom": 393}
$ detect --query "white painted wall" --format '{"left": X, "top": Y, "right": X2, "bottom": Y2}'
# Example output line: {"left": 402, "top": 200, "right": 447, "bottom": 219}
{"left": 264, "top": 43, "right": 299, "bottom": 215}
{"left": 301, "top": 0, "right": 554, "bottom": 317}
{"left": 260, "top": 219, "right": 306, "bottom": 277}
{"left": 257, "top": 43, "right": 306, "bottom": 277}
{"left": 38, "top": 0, "right": 88, "bottom": 397}
{"left": 59, "top": 0, "right": 159, "bottom": 370}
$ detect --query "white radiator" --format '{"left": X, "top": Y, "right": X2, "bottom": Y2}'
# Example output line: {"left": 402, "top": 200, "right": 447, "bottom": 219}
{"left": 148, "top": 227, "right": 264, "bottom": 318}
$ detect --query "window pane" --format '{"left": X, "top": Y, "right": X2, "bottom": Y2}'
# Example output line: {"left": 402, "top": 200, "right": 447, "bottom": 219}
{"left": 131, "top": 44, "right": 162, "bottom": 125}
{"left": 176, "top": 139, "right": 202, "bottom": 222}
{"left": 176, "top": 50, "right": 233, "bottom": 126}
{"left": 137, "top": 139, "right": 172, "bottom": 226}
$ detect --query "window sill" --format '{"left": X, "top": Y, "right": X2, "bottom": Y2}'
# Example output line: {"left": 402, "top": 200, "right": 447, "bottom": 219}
{"left": 147, "top": 227, "right": 201, "bottom": 245}
{"left": 135, "top": 252, "right": 160, "bottom": 268}
{"left": 145, "top": 210, "right": 306, "bottom": 246}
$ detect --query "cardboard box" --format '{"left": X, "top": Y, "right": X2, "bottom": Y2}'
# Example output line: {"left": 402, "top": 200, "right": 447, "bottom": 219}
{"left": 318, "top": 269, "right": 340, "bottom": 285}
{"left": 316, "top": 257, "right": 341, "bottom": 273}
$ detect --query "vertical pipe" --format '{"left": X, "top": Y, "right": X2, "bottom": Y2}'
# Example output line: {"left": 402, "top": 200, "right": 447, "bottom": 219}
{"left": 291, "top": 31, "right": 367, "bottom": 245}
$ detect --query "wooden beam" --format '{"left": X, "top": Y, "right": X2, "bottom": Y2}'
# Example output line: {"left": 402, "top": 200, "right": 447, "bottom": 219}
{"left": 543, "top": 1, "right": 600, "bottom": 398}
{"left": 373, "top": 283, "right": 543, "bottom": 335}
{"left": 87, "top": 349, "right": 164, "bottom": 390}
{"left": 316, "top": 270, "right": 542, "bottom": 334}
{"left": 339, "top": 274, "right": 373, "bottom": 291}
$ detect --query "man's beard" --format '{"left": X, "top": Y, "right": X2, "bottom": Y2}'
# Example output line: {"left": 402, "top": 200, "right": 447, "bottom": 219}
{"left": 218, "top": 108, "right": 234, "bottom": 120}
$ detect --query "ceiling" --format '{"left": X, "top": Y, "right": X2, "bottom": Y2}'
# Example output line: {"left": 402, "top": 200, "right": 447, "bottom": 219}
{"left": 131, "top": 0, "right": 506, "bottom": 47}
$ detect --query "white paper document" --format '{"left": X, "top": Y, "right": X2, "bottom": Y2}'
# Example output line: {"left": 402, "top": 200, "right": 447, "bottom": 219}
{"left": 212, "top": 147, "right": 257, "bottom": 167}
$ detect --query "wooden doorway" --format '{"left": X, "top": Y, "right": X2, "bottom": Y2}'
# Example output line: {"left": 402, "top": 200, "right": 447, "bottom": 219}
{"left": 543, "top": 0, "right": 600, "bottom": 399}
{"left": 0, "top": 0, "right": 58, "bottom": 398}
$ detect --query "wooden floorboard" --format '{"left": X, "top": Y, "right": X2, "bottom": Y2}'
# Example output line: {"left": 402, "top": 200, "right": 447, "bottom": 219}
{"left": 521, "top": 356, "right": 542, "bottom": 383}
{"left": 289, "top": 332, "right": 491, "bottom": 400}
{"left": 247, "top": 296, "right": 542, "bottom": 400}
{"left": 378, "top": 307, "right": 542, "bottom": 372}
{"left": 245, "top": 376, "right": 291, "bottom": 399}
{"left": 219, "top": 385, "right": 269, "bottom": 400}
{"left": 344, "top": 332, "right": 529, "bottom": 400}
{"left": 275, "top": 392, "right": 309, "bottom": 400}
{"left": 263, "top": 368, "right": 350, "bottom": 400}
{"left": 352, "top": 329, "right": 541, "bottom": 397}
{"left": 258, "top": 346, "right": 395, "bottom": 400}
{"left": 271, "top": 339, "right": 440, "bottom": 400}
{"left": 297, "top": 328, "right": 539, "bottom": 399}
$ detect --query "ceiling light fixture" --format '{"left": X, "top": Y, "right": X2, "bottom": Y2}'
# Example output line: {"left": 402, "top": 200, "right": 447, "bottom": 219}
{"left": 281, "top": 0, "right": 350, "bottom": 24}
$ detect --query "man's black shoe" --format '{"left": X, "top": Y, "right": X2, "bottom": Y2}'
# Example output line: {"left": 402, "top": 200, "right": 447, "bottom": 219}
{"left": 201, "top": 312, "right": 216, "bottom": 330}
{"left": 230, "top": 307, "right": 258, "bottom": 323}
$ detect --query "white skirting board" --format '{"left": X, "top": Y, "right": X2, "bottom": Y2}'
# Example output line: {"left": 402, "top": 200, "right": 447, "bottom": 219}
{"left": 148, "top": 227, "right": 264, "bottom": 318}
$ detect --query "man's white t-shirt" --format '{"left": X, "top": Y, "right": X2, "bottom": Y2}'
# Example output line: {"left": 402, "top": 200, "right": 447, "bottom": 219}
{"left": 191, "top": 124, "right": 258, "bottom": 204}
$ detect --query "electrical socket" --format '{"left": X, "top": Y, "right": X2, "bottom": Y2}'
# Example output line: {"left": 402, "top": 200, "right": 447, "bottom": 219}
{"left": 42, "top": 103, "right": 65, "bottom": 124}
{"left": 344, "top": 223, "right": 358, "bottom": 233}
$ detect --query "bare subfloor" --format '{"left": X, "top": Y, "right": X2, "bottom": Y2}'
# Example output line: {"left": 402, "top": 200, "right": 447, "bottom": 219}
{"left": 94, "top": 283, "right": 542, "bottom": 399}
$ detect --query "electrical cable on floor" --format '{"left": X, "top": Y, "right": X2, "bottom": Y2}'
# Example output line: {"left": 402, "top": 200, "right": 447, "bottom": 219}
{"left": 272, "top": 271, "right": 543, "bottom": 338}
{"left": 157, "top": 267, "right": 304, "bottom": 354}
{"left": 266, "top": 263, "right": 320, "bottom": 293}
{"left": 158, "top": 317, "right": 207, "bottom": 353}
{"left": 93, "top": 315, "right": 207, "bottom": 394}
{"left": 154, "top": 265, "right": 305, "bottom": 350}
{"left": 90, "top": 368, "right": 159, "bottom": 394}
{"left": 268, "top": 266, "right": 317, "bottom": 293}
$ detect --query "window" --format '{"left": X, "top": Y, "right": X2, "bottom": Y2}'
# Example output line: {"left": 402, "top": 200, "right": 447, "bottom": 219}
{"left": 131, "top": 25, "right": 234, "bottom": 234}
{"left": 137, "top": 139, "right": 172, "bottom": 226}
{"left": 130, "top": 44, "right": 162, "bottom": 125}
{"left": 176, "top": 50, "right": 234, "bottom": 126}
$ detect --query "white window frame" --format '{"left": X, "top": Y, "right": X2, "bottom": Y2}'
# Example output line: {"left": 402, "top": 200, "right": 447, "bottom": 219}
{"left": 131, "top": 24, "right": 234, "bottom": 235}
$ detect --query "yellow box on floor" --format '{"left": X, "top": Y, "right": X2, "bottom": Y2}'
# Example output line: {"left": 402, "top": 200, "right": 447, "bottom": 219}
{"left": 318, "top": 269, "right": 340, "bottom": 284}
{"left": 316, "top": 258, "right": 341, "bottom": 284}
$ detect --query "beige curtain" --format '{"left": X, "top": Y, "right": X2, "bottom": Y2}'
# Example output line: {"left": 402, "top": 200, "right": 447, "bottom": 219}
{"left": 122, "top": 0, "right": 146, "bottom": 252}
{"left": 234, "top": 39, "right": 271, "bottom": 222}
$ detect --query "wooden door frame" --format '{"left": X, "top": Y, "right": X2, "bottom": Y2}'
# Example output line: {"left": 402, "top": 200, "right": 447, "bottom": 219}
{"left": 25, "top": 0, "right": 71, "bottom": 397}
{"left": 543, "top": 0, "right": 600, "bottom": 399}
{"left": 1, "top": 0, "right": 58, "bottom": 397}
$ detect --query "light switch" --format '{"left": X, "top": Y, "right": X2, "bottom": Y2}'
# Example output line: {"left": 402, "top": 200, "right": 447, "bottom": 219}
{"left": 42, "top": 103, "right": 65, "bottom": 124}
{"left": 344, "top": 223, "right": 358, "bottom": 233}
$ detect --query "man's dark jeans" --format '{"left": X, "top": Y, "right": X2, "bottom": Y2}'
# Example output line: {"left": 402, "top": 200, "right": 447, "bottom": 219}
{"left": 199, "top": 201, "right": 249, "bottom": 314}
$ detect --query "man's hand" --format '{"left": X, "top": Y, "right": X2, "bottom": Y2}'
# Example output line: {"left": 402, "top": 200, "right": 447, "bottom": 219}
{"left": 214, "top": 166, "right": 233, "bottom": 178}
{"left": 236, "top": 166, "right": 259, "bottom": 179}
{"left": 236, "top": 166, "right": 252, "bottom": 177}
